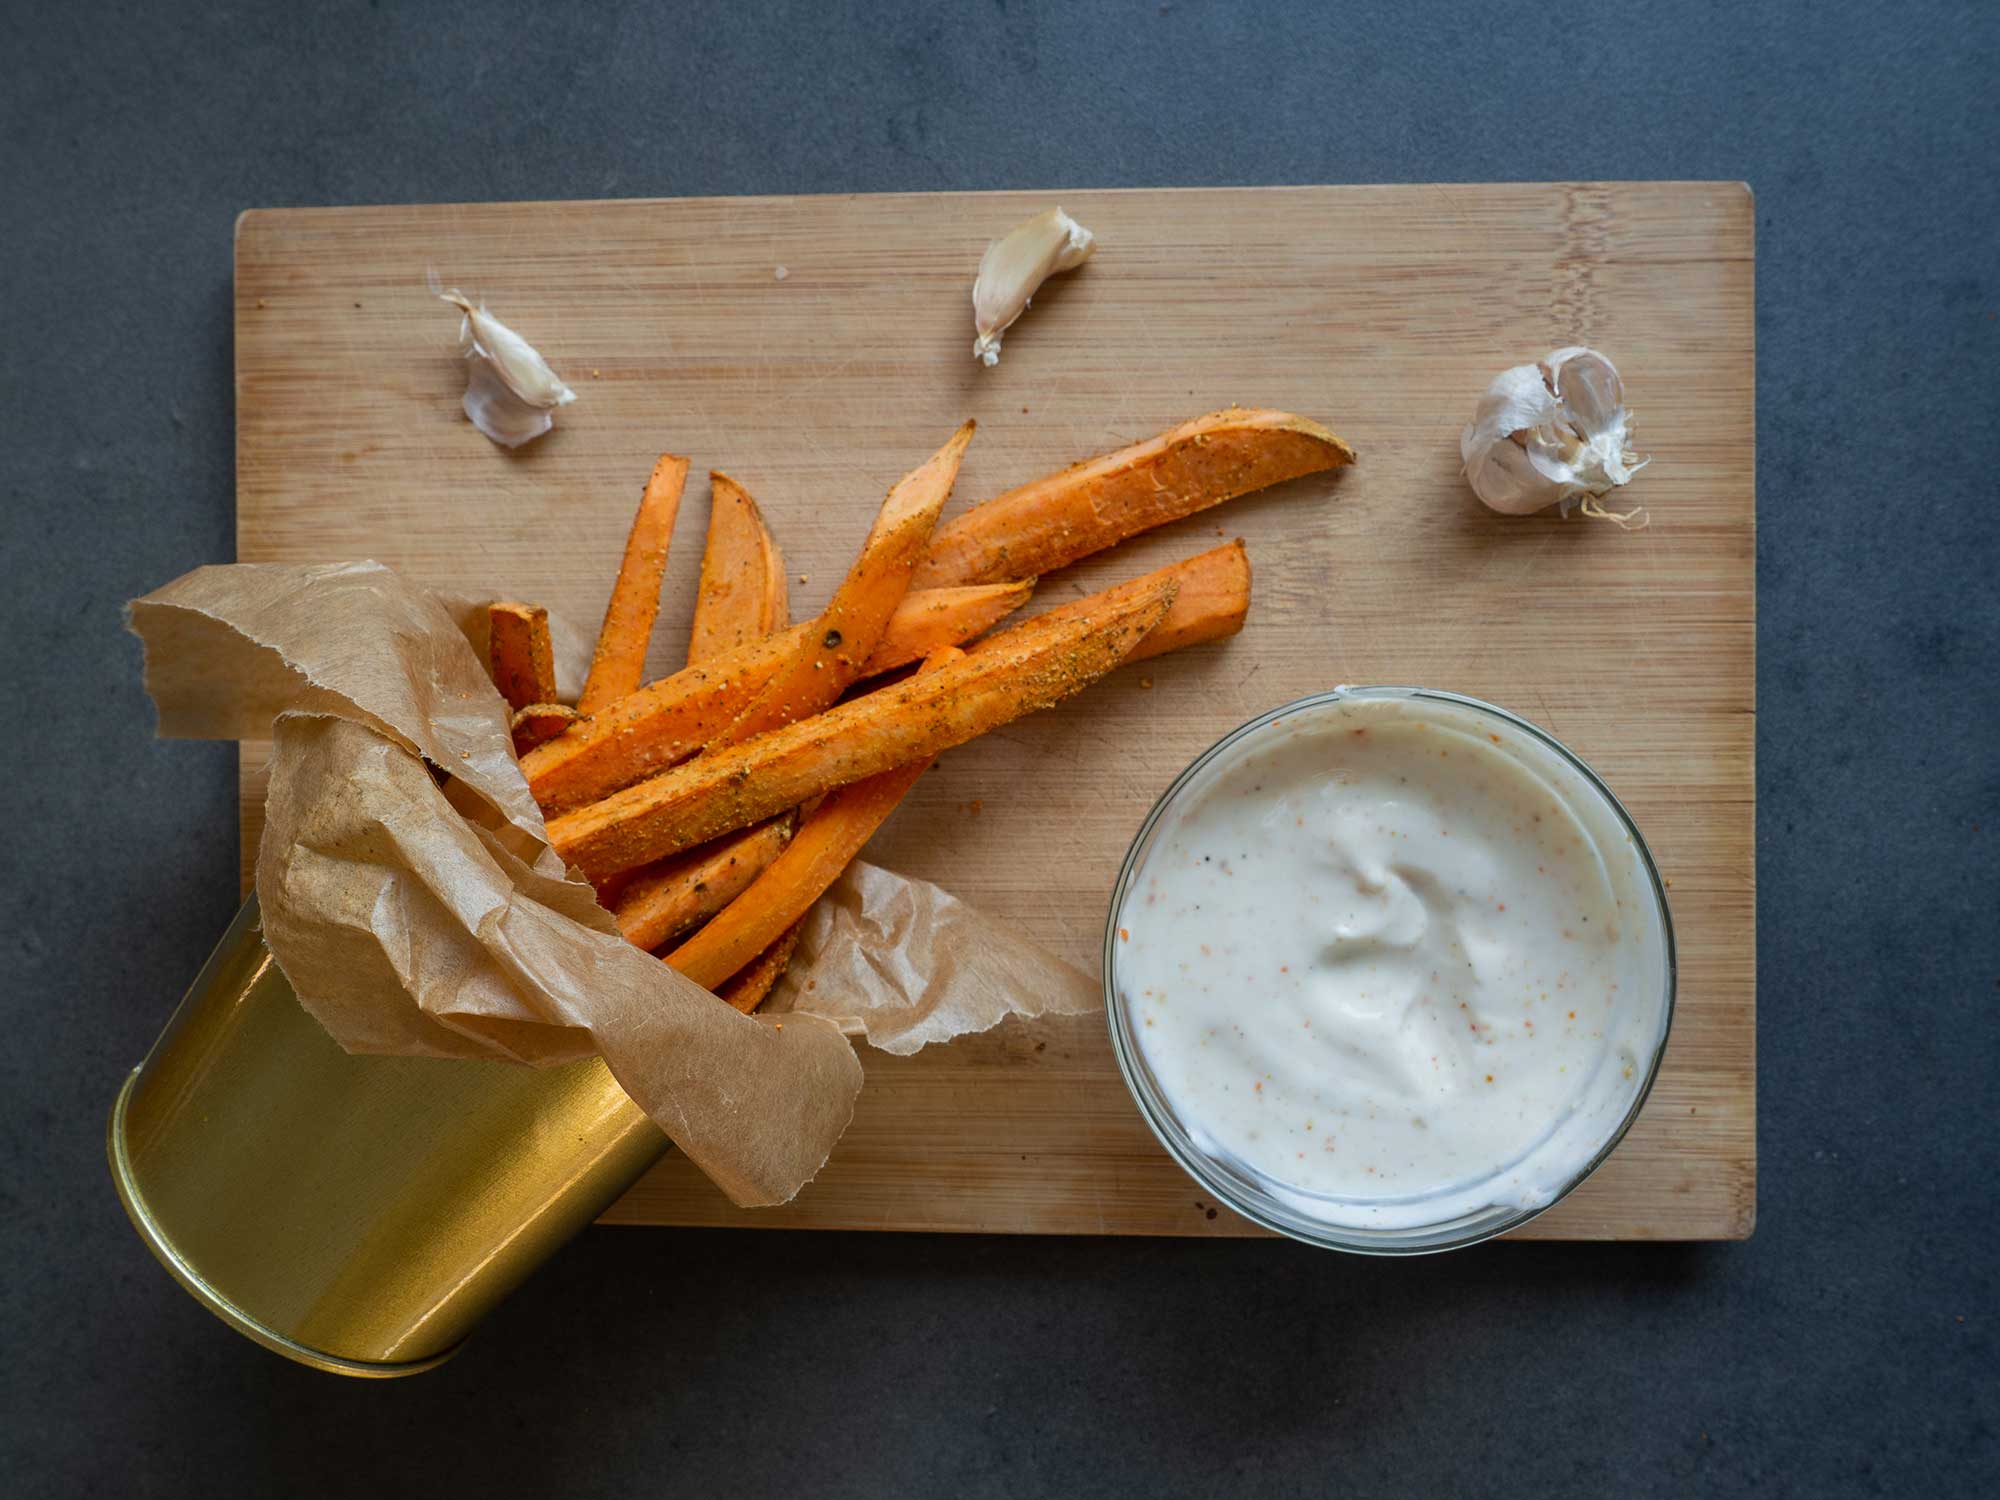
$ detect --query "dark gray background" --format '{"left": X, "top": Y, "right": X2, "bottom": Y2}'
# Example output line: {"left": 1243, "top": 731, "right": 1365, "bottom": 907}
{"left": 4, "top": 1, "right": 1995, "bottom": 1495}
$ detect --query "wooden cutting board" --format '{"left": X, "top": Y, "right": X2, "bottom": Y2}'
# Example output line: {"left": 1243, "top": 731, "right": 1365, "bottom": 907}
{"left": 234, "top": 182, "right": 1755, "bottom": 1240}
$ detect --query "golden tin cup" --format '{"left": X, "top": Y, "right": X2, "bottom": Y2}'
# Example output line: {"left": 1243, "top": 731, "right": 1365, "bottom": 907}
{"left": 108, "top": 894, "right": 669, "bottom": 1377}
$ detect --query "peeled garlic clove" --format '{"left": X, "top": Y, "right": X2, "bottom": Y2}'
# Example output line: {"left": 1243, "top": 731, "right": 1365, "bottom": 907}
{"left": 1460, "top": 346, "right": 1649, "bottom": 525}
{"left": 972, "top": 207, "right": 1095, "bottom": 367}
{"left": 434, "top": 279, "right": 576, "bottom": 448}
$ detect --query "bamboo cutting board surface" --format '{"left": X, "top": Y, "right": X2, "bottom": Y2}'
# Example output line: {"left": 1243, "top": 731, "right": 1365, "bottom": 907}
{"left": 234, "top": 182, "right": 1755, "bottom": 1240}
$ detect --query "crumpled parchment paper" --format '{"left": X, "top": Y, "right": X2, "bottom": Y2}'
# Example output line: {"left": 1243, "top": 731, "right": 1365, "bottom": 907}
{"left": 127, "top": 560, "right": 1097, "bottom": 1206}
{"left": 767, "top": 861, "right": 1096, "bottom": 1055}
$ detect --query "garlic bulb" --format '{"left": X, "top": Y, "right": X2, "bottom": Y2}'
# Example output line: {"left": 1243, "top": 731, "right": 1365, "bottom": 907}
{"left": 432, "top": 275, "right": 576, "bottom": 448}
{"left": 1460, "top": 346, "right": 1648, "bottom": 526}
{"left": 972, "top": 207, "right": 1095, "bottom": 367}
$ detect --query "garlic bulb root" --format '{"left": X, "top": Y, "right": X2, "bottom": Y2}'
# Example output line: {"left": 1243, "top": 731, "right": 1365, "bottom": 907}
{"left": 1460, "top": 346, "right": 1649, "bottom": 526}
{"left": 971, "top": 207, "right": 1095, "bottom": 367}
{"left": 1575, "top": 494, "right": 1648, "bottom": 530}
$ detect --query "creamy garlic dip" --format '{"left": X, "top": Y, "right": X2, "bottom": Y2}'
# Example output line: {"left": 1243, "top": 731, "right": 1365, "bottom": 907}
{"left": 1111, "top": 691, "right": 1671, "bottom": 1234}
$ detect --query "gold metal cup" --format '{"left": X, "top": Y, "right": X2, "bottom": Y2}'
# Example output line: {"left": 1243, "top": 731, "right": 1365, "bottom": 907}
{"left": 108, "top": 894, "right": 668, "bottom": 1377}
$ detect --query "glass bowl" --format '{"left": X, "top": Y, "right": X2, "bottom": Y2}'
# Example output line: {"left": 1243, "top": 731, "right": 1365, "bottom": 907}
{"left": 1102, "top": 687, "right": 1676, "bottom": 1255}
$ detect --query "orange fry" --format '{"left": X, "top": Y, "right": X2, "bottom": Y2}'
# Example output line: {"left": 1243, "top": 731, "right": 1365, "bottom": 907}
{"left": 667, "top": 648, "right": 962, "bottom": 989}
{"left": 714, "top": 920, "right": 806, "bottom": 1014}
{"left": 1125, "top": 540, "right": 1251, "bottom": 661}
{"left": 709, "top": 422, "right": 972, "bottom": 750}
{"left": 910, "top": 408, "right": 1351, "bottom": 588}
{"left": 548, "top": 580, "right": 1174, "bottom": 879}
{"left": 578, "top": 453, "right": 689, "bottom": 715}
{"left": 510, "top": 702, "right": 579, "bottom": 755}
{"left": 998, "top": 541, "right": 1251, "bottom": 666}
{"left": 688, "top": 472, "right": 788, "bottom": 662}
{"left": 486, "top": 601, "right": 558, "bottom": 711}
{"left": 613, "top": 816, "right": 797, "bottom": 951}
{"left": 520, "top": 580, "right": 1031, "bottom": 815}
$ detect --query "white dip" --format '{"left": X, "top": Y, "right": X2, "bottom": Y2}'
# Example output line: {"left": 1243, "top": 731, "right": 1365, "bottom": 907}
{"left": 1113, "top": 692, "right": 1670, "bottom": 1232}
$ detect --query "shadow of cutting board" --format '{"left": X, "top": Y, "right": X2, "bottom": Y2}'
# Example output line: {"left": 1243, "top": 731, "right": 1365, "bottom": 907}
{"left": 235, "top": 182, "right": 1755, "bottom": 1240}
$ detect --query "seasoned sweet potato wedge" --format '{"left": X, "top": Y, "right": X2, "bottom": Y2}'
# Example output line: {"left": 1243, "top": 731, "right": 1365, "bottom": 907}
{"left": 1012, "top": 541, "right": 1251, "bottom": 665}
{"left": 910, "top": 408, "right": 1350, "bottom": 588}
{"left": 486, "top": 601, "right": 559, "bottom": 711}
{"left": 509, "top": 702, "right": 580, "bottom": 755}
{"left": 709, "top": 422, "right": 972, "bottom": 749}
{"left": 578, "top": 453, "right": 688, "bottom": 714}
{"left": 520, "top": 581, "right": 1031, "bottom": 815}
{"left": 613, "top": 815, "right": 797, "bottom": 951}
{"left": 667, "top": 649, "right": 962, "bottom": 990}
{"left": 688, "top": 472, "right": 787, "bottom": 662}
{"left": 713, "top": 921, "right": 806, "bottom": 1014}
{"left": 548, "top": 582, "right": 1174, "bottom": 878}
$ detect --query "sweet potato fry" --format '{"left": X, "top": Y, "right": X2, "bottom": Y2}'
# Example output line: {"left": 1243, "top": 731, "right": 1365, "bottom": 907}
{"left": 688, "top": 471, "right": 787, "bottom": 662}
{"left": 519, "top": 580, "right": 1031, "bottom": 815}
{"left": 1008, "top": 541, "right": 1251, "bottom": 666}
{"left": 667, "top": 649, "right": 962, "bottom": 989}
{"left": 714, "top": 920, "right": 805, "bottom": 1014}
{"left": 606, "top": 472, "right": 798, "bottom": 941}
{"left": 577, "top": 453, "right": 689, "bottom": 715}
{"left": 510, "top": 702, "right": 579, "bottom": 755}
{"left": 548, "top": 582, "right": 1174, "bottom": 879}
{"left": 709, "top": 422, "right": 973, "bottom": 749}
{"left": 613, "top": 815, "right": 797, "bottom": 951}
{"left": 909, "top": 408, "right": 1352, "bottom": 588}
{"left": 846, "top": 581, "right": 1032, "bottom": 665}
{"left": 1127, "top": 539, "right": 1251, "bottom": 660}
{"left": 486, "top": 602, "right": 558, "bottom": 711}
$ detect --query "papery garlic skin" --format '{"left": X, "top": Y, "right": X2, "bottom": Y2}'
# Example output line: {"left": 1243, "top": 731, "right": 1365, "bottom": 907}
{"left": 458, "top": 355, "right": 558, "bottom": 448}
{"left": 1461, "top": 346, "right": 1648, "bottom": 523}
{"left": 972, "top": 207, "right": 1095, "bottom": 367}
{"left": 434, "top": 280, "right": 577, "bottom": 448}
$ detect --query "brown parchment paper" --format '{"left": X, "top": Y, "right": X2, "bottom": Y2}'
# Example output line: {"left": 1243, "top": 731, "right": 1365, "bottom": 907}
{"left": 128, "top": 561, "right": 1097, "bottom": 1205}
{"left": 770, "top": 861, "right": 1098, "bottom": 1054}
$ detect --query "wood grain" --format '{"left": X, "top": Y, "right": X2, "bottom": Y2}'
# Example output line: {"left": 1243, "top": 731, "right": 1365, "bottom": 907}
{"left": 235, "top": 182, "right": 1755, "bottom": 1241}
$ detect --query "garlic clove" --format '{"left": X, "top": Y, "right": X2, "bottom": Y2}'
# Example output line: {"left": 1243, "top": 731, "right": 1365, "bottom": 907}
{"left": 432, "top": 275, "right": 576, "bottom": 447}
{"left": 1544, "top": 346, "right": 1644, "bottom": 491}
{"left": 1543, "top": 346, "right": 1620, "bottom": 433}
{"left": 971, "top": 207, "right": 1095, "bottom": 367}
{"left": 1460, "top": 364, "right": 1566, "bottom": 515}
{"left": 1464, "top": 430, "right": 1558, "bottom": 515}
{"left": 1461, "top": 364, "right": 1562, "bottom": 459}
{"left": 442, "top": 292, "right": 577, "bottom": 409}
{"left": 1460, "top": 345, "right": 1649, "bottom": 526}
